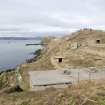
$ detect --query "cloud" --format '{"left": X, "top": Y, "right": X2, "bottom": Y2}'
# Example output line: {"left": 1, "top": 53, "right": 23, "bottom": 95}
{"left": 0, "top": 0, "right": 105, "bottom": 36}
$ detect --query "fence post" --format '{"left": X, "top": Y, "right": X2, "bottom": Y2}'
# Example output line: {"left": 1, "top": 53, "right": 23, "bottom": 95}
{"left": 89, "top": 71, "right": 91, "bottom": 82}
{"left": 78, "top": 72, "right": 80, "bottom": 83}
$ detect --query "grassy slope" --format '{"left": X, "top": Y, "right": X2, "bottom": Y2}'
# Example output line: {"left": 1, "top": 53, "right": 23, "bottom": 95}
{"left": 1, "top": 81, "right": 105, "bottom": 105}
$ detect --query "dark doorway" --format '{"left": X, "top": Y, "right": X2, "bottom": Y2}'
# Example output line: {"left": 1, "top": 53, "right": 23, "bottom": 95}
{"left": 58, "top": 58, "right": 62, "bottom": 63}
{"left": 96, "top": 40, "right": 100, "bottom": 44}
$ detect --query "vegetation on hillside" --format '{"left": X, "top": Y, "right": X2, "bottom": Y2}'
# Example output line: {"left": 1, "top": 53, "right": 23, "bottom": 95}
{"left": 1, "top": 29, "right": 105, "bottom": 105}
{"left": 26, "top": 49, "right": 42, "bottom": 63}
{"left": 0, "top": 69, "right": 17, "bottom": 89}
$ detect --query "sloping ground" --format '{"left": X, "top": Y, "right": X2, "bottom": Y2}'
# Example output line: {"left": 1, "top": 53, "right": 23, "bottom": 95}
{"left": 49, "top": 29, "right": 105, "bottom": 68}
{"left": 18, "top": 53, "right": 55, "bottom": 89}
{"left": 18, "top": 29, "right": 105, "bottom": 89}
{"left": 18, "top": 29, "right": 105, "bottom": 71}
{"left": 1, "top": 81, "right": 105, "bottom": 105}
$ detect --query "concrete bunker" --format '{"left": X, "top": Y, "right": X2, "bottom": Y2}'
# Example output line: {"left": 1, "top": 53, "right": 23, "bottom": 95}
{"left": 55, "top": 56, "right": 65, "bottom": 63}
{"left": 96, "top": 39, "right": 101, "bottom": 44}
{"left": 58, "top": 58, "right": 63, "bottom": 63}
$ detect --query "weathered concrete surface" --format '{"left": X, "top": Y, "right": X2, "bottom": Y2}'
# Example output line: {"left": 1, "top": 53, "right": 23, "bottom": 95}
{"left": 29, "top": 70, "right": 73, "bottom": 90}
{"left": 29, "top": 68, "right": 105, "bottom": 91}
{"left": 68, "top": 68, "right": 105, "bottom": 82}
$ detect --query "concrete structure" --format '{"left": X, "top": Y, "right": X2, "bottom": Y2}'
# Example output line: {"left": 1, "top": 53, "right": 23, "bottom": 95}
{"left": 29, "top": 70, "right": 72, "bottom": 90}
{"left": 71, "top": 42, "right": 80, "bottom": 49}
{"left": 29, "top": 68, "right": 105, "bottom": 91}
{"left": 54, "top": 56, "right": 66, "bottom": 63}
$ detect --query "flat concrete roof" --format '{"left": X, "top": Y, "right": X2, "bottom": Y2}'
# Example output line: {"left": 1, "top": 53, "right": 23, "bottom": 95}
{"left": 54, "top": 56, "right": 65, "bottom": 59}
{"left": 29, "top": 70, "right": 72, "bottom": 86}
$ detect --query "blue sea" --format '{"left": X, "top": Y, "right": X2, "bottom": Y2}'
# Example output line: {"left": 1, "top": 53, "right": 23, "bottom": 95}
{"left": 0, "top": 39, "right": 41, "bottom": 71}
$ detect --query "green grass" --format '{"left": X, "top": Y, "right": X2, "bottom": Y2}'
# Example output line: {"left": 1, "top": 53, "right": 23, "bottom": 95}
{"left": 69, "top": 97, "right": 75, "bottom": 105}
{"left": 98, "top": 96, "right": 105, "bottom": 105}
{"left": 20, "top": 101, "right": 29, "bottom": 105}
{"left": 0, "top": 74, "right": 9, "bottom": 89}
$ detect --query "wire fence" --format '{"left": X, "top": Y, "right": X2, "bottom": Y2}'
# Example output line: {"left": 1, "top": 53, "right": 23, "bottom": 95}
{"left": 68, "top": 69, "right": 105, "bottom": 85}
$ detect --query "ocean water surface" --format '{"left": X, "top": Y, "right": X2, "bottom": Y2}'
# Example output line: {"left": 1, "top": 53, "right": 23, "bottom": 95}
{"left": 0, "top": 39, "right": 41, "bottom": 71}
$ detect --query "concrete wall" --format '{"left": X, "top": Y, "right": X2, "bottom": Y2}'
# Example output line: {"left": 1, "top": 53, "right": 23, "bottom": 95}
{"left": 31, "top": 84, "right": 70, "bottom": 91}
{"left": 54, "top": 58, "right": 69, "bottom": 64}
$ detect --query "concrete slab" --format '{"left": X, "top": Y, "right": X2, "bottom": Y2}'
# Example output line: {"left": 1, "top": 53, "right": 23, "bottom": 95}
{"left": 29, "top": 70, "right": 73, "bottom": 86}
{"left": 29, "top": 68, "right": 105, "bottom": 90}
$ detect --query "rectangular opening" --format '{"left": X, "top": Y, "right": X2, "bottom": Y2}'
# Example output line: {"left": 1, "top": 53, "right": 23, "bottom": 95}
{"left": 58, "top": 58, "right": 62, "bottom": 63}
{"left": 96, "top": 40, "right": 100, "bottom": 44}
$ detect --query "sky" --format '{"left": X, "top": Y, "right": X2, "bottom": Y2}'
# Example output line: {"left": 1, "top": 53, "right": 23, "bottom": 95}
{"left": 0, "top": 0, "right": 105, "bottom": 37}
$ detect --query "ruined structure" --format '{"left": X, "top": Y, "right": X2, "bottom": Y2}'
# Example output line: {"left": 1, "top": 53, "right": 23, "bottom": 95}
{"left": 29, "top": 70, "right": 72, "bottom": 90}
{"left": 54, "top": 56, "right": 65, "bottom": 63}
{"left": 50, "top": 29, "right": 105, "bottom": 68}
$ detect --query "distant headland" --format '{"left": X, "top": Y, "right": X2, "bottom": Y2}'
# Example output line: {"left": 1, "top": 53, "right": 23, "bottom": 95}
{"left": 0, "top": 37, "right": 44, "bottom": 40}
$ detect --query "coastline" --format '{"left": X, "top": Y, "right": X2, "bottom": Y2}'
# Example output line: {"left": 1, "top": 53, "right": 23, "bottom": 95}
{"left": 0, "top": 48, "right": 42, "bottom": 73}
{"left": 0, "top": 47, "right": 43, "bottom": 92}
{"left": 0, "top": 37, "right": 52, "bottom": 91}
{"left": 0, "top": 39, "right": 42, "bottom": 72}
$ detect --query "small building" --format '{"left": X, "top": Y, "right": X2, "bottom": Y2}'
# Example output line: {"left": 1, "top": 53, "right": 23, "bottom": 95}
{"left": 71, "top": 42, "right": 81, "bottom": 49}
{"left": 29, "top": 70, "right": 72, "bottom": 91}
{"left": 54, "top": 56, "right": 65, "bottom": 63}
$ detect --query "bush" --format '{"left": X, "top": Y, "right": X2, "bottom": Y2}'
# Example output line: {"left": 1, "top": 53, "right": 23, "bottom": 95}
{"left": 20, "top": 101, "right": 29, "bottom": 105}
{"left": 26, "top": 49, "right": 42, "bottom": 63}
{"left": 98, "top": 96, "right": 105, "bottom": 105}
{"left": 0, "top": 74, "right": 9, "bottom": 89}
{"left": 33, "top": 49, "right": 42, "bottom": 56}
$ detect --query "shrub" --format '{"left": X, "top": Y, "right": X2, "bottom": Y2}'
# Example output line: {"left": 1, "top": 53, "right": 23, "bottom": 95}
{"left": 26, "top": 49, "right": 42, "bottom": 63}
{"left": 33, "top": 49, "right": 42, "bottom": 56}
{"left": 0, "top": 74, "right": 9, "bottom": 89}
{"left": 98, "top": 96, "right": 105, "bottom": 105}
{"left": 20, "top": 101, "right": 29, "bottom": 105}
